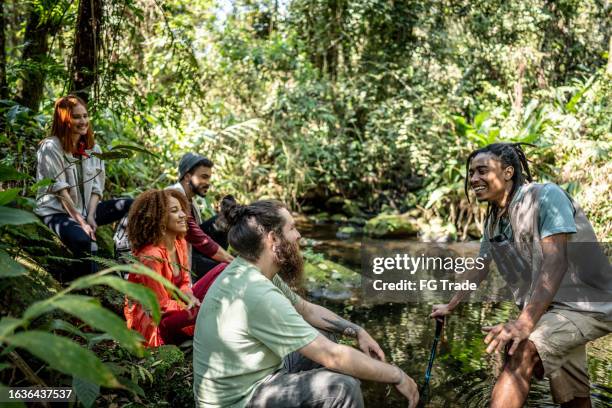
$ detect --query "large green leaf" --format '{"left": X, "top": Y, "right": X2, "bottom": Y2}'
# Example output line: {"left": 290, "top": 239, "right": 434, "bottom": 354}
{"left": 73, "top": 376, "right": 100, "bottom": 408}
{"left": 52, "top": 295, "right": 144, "bottom": 356}
{"left": 565, "top": 74, "right": 597, "bottom": 113}
{"left": 473, "top": 111, "right": 490, "bottom": 129}
{"left": 0, "top": 206, "right": 39, "bottom": 227}
{"left": 29, "top": 178, "right": 54, "bottom": 193}
{"left": 82, "top": 276, "right": 162, "bottom": 324}
{"left": 0, "top": 165, "right": 29, "bottom": 182}
{"left": 0, "top": 317, "right": 25, "bottom": 340}
{"left": 47, "top": 319, "right": 88, "bottom": 340}
{"left": 4, "top": 331, "right": 121, "bottom": 388}
{"left": 0, "top": 188, "right": 20, "bottom": 206}
{"left": 69, "top": 264, "right": 187, "bottom": 321}
{"left": 22, "top": 297, "right": 57, "bottom": 321}
{"left": 0, "top": 249, "right": 27, "bottom": 277}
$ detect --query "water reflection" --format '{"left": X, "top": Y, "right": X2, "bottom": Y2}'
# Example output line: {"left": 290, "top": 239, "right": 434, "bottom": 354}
{"left": 301, "top": 220, "right": 612, "bottom": 407}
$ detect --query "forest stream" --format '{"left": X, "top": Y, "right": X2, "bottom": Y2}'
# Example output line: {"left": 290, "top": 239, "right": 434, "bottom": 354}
{"left": 298, "top": 219, "right": 612, "bottom": 408}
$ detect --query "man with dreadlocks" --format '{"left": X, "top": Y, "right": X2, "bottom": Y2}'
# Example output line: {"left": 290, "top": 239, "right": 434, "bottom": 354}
{"left": 431, "top": 143, "right": 611, "bottom": 408}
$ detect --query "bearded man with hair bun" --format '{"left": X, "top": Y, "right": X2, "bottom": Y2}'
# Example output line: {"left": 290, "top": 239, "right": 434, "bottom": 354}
{"left": 193, "top": 198, "right": 419, "bottom": 408}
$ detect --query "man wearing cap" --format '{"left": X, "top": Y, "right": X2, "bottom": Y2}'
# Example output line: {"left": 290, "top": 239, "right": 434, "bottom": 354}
{"left": 168, "top": 153, "right": 234, "bottom": 279}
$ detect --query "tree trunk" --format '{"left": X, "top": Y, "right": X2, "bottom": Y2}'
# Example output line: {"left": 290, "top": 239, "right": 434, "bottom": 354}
{"left": 17, "top": 4, "right": 51, "bottom": 111}
{"left": 70, "top": 0, "right": 103, "bottom": 103}
{"left": 325, "top": 0, "right": 339, "bottom": 80}
{"left": 0, "top": 0, "right": 7, "bottom": 100}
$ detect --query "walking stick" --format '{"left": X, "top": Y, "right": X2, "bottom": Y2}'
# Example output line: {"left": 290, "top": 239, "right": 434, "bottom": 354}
{"left": 418, "top": 317, "right": 444, "bottom": 407}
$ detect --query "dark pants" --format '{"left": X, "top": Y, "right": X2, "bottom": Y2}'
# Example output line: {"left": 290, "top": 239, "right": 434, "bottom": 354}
{"left": 191, "top": 215, "right": 229, "bottom": 280}
{"left": 247, "top": 332, "right": 364, "bottom": 408}
{"left": 158, "top": 263, "right": 225, "bottom": 345}
{"left": 43, "top": 198, "right": 133, "bottom": 280}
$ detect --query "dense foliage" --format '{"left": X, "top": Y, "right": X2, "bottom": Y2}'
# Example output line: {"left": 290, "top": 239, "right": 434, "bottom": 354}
{"left": 2, "top": 0, "right": 610, "bottom": 236}
{"left": 0, "top": 0, "right": 610, "bottom": 406}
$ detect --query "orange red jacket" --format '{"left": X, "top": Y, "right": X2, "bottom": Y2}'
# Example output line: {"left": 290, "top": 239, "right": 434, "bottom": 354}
{"left": 124, "top": 238, "right": 192, "bottom": 347}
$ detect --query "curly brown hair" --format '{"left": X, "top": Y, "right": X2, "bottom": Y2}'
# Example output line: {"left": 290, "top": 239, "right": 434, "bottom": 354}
{"left": 127, "top": 189, "right": 190, "bottom": 251}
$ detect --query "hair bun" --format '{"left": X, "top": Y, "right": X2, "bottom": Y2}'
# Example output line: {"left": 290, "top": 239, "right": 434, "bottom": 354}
{"left": 220, "top": 195, "right": 248, "bottom": 226}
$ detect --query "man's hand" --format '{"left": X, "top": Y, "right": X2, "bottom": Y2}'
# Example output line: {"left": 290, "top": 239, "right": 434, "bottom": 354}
{"left": 213, "top": 247, "right": 234, "bottom": 263}
{"left": 430, "top": 304, "right": 452, "bottom": 319}
{"left": 395, "top": 369, "right": 419, "bottom": 408}
{"left": 483, "top": 319, "right": 533, "bottom": 355}
{"left": 357, "top": 329, "right": 386, "bottom": 361}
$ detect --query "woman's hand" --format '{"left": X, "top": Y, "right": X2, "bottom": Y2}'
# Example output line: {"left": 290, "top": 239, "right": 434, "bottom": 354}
{"left": 86, "top": 214, "right": 98, "bottom": 234}
{"left": 186, "top": 293, "right": 201, "bottom": 309}
{"left": 78, "top": 217, "right": 96, "bottom": 240}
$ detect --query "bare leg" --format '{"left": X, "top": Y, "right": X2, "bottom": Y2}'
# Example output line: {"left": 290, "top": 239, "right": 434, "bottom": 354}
{"left": 561, "top": 397, "right": 591, "bottom": 408}
{"left": 490, "top": 340, "right": 543, "bottom": 408}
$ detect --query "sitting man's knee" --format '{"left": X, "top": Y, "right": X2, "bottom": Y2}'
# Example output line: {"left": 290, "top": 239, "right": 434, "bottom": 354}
{"left": 333, "top": 374, "right": 363, "bottom": 404}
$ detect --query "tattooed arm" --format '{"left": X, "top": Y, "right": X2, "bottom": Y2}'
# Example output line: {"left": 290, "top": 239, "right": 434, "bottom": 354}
{"left": 295, "top": 299, "right": 386, "bottom": 361}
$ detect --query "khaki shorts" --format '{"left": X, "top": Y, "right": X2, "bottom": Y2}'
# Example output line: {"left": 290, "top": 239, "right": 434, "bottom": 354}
{"left": 529, "top": 308, "right": 612, "bottom": 404}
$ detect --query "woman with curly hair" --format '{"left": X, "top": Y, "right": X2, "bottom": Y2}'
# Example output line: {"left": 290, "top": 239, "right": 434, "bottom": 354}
{"left": 35, "top": 95, "right": 132, "bottom": 279}
{"left": 125, "top": 189, "right": 225, "bottom": 347}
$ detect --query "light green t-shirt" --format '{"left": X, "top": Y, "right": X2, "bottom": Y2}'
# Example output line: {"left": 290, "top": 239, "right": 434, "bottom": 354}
{"left": 479, "top": 183, "right": 577, "bottom": 257}
{"left": 193, "top": 257, "right": 319, "bottom": 408}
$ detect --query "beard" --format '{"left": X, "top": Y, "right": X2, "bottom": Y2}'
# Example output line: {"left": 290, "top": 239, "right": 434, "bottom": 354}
{"left": 274, "top": 236, "right": 305, "bottom": 294}
{"left": 189, "top": 180, "right": 208, "bottom": 198}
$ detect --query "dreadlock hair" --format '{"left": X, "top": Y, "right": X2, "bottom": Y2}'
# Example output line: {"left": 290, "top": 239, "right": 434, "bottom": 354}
{"left": 220, "top": 197, "right": 287, "bottom": 262}
{"left": 464, "top": 143, "right": 534, "bottom": 219}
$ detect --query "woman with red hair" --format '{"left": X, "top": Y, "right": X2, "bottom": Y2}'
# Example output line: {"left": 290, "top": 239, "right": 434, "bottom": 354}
{"left": 35, "top": 95, "right": 132, "bottom": 279}
{"left": 124, "top": 189, "right": 225, "bottom": 347}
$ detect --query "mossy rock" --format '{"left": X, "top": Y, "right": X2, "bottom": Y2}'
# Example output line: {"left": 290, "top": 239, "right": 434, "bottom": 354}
{"left": 325, "top": 196, "right": 366, "bottom": 217}
{"left": 348, "top": 217, "right": 367, "bottom": 226}
{"left": 342, "top": 200, "right": 366, "bottom": 217}
{"left": 0, "top": 262, "right": 62, "bottom": 317}
{"left": 305, "top": 257, "right": 360, "bottom": 300}
{"left": 6, "top": 222, "right": 73, "bottom": 277}
{"left": 336, "top": 226, "right": 362, "bottom": 239}
{"left": 90, "top": 284, "right": 125, "bottom": 316}
{"left": 364, "top": 213, "right": 418, "bottom": 238}
{"left": 309, "top": 212, "right": 330, "bottom": 224}
{"left": 301, "top": 205, "right": 315, "bottom": 214}
{"left": 95, "top": 224, "right": 116, "bottom": 258}
{"left": 331, "top": 213, "right": 348, "bottom": 223}
{"left": 325, "top": 196, "right": 346, "bottom": 211}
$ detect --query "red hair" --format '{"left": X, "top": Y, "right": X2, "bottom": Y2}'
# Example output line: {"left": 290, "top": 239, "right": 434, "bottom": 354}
{"left": 51, "top": 95, "right": 95, "bottom": 153}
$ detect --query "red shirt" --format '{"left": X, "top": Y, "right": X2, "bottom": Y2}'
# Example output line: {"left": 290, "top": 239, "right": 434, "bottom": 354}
{"left": 185, "top": 215, "right": 220, "bottom": 257}
{"left": 124, "top": 238, "right": 192, "bottom": 347}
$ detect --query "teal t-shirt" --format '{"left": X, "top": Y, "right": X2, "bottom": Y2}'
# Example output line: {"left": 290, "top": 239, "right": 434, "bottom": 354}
{"left": 193, "top": 257, "right": 319, "bottom": 408}
{"left": 480, "top": 183, "right": 577, "bottom": 256}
